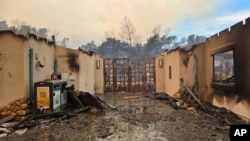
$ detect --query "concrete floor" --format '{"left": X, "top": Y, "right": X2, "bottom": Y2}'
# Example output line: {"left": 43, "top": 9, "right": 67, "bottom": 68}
{"left": 1, "top": 93, "right": 235, "bottom": 141}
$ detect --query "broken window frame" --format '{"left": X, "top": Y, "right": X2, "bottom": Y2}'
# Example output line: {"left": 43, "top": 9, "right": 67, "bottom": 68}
{"left": 211, "top": 44, "right": 237, "bottom": 92}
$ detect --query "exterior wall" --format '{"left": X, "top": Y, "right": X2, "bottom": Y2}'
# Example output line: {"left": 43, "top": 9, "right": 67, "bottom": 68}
{"left": 79, "top": 52, "right": 95, "bottom": 94}
{"left": 170, "top": 17, "right": 250, "bottom": 120}
{"left": 54, "top": 47, "right": 97, "bottom": 94}
{"left": 155, "top": 55, "right": 165, "bottom": 93}
{"left": 0, "top": 31, "right": 25, "bottom": 107}
{"left": 179, "top": 44, "right": 207, "bottom": 100}
{"left": 95, "top": 55, "right": 104, "bottom": 94}
{"left": 164, "top": 50, "right": 181, "bottom": 97}
{"left": 0, "top": 31, "right": 101, "bottom": 108}
{"left": 203, "top": 18, "right": 250, "bottom": 119}
{"left": 54, "top": 46, "right": 80, "bottom": 90}
{"left": 24, "top": 35, "right": 55, "bottom": 98}
{"left": 194, "top": 44, "right": 208, "bottom": 100}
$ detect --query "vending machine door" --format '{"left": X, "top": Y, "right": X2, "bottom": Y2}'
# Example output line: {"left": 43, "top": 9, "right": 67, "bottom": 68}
{"left": 36, "top": 86, "right": 50, "bottom": 110}
{"left": 52, "top": 84, "right": 61, "bottom": 112}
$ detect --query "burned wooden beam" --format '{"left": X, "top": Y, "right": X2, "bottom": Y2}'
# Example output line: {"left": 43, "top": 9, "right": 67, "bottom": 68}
{"left": 0, "top": 115, "right": 14, "bottom": 125}
{"left": 180, "top": 78, "right": 207, "bottom": 111}
{"left": 11, "top": 115, "right": 32, "bottom": 130}
{"left": 67, "top": 90, "right": 84, "bottom": 108}
{"left": 78, "top": 92, "right": 104, "bottom": 110}
{"left": 32, "top": 109, "right": 69, "bottom": 120}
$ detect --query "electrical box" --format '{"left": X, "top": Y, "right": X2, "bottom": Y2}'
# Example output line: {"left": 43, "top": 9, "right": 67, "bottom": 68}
{"left": 34, "top": 80, "right": 67, "bottom": 114}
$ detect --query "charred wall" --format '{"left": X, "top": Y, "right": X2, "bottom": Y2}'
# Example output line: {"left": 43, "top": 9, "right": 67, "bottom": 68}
{"left": 179, "top": 44, "right": 209, "bottom": 101}
{"left": 194, "top": 17, "right": 250, "bottom": 119}
{"left": 67, "top": 52, "right": 80, "bottom": 72}
{"left": 54, "top": 46, "right": 80, "bottom": 90}
{"left": 162, "top": 17, "right": 250, "bottom": 119}
{"left": 204, "top": 17, "right": 250, "bottom": 100}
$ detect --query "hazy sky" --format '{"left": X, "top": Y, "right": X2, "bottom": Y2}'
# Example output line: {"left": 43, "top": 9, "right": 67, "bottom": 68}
{"left": 0, "top": 0, "right": 250, "bottom": 48}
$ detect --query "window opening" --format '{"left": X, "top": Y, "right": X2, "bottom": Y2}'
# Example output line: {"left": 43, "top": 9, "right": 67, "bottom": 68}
{"left": 213, "top": 50, "right": 234, "bottom": 85}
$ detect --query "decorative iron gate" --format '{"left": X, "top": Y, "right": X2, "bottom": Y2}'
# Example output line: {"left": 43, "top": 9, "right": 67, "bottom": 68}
{"left": 104, "top": 57, "right": 155, "bottom": 93}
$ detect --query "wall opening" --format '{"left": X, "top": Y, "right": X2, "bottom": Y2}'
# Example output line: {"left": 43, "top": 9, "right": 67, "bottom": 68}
{"left": 212, "top": 49, "right": 237, "bottom": 92}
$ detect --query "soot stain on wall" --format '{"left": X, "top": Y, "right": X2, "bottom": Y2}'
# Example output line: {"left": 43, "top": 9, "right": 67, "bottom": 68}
{"left": 67, "top": 53, "right": 79, "bottom": 72}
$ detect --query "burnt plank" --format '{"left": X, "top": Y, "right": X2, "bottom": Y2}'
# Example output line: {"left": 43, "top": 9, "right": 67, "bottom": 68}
{"left": 0, "top": 115, "right": 14, "bottom": 125}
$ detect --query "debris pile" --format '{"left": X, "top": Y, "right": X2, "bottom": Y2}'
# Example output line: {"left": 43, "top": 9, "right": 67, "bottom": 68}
{"left": 175, "top": 89, "right": 202, "bottom": 111}
{"left": 0, "top": 97, "right": 30, "bottom": 120}
{"left": 0, "top": 85, "right": 119, "bottom": 138}
{"left": 0, "top": 93, "right": 244, "bottom": 140}
{"left": 151, "top": 92, "right": 246, "bottom": 125}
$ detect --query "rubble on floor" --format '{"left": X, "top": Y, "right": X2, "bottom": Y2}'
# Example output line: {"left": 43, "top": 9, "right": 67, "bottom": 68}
{"left": 150, "top": 92, "right": 246, "bottom": 125}
{"left": 0, "top": 92, "right": 248, "bottom": 141}
{"left": 0, "top": 88, "right": 114, "bottom": 139}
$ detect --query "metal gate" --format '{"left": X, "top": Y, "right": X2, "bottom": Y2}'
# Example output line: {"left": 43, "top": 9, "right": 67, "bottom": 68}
{"left": 104, "top": 57, "right": 155, "bottom": 93}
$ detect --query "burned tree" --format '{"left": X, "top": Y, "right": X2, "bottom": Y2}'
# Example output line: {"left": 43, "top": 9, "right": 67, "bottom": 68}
{"left": 120, "top": 16, "right": 136, "bottom": 47}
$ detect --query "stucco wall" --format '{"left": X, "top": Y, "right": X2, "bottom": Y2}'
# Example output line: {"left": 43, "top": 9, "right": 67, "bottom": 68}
{"left": 203, "top": 18, "right": 250, "bottom": 119}
{"left": 24, "top": 35, "right": 55, "bottom": 98}
{"left": 79, "top": 52, "right": 95, "bottom": 94}
{"left": 0, "top": 32, "right": 25, "bottom": 107}
{"left": 175, "top": 17, "right": 250, "bottom": 120}
{"left": 164, "top": 50, "right": 181, "bottom": 97}
{"left": 155, "top": 55, "right": 165, "bottom": 93}
{"left": 53, "top": 47, "right": 97, "bottom": 94}
{"left": 179, "top": 44, "right": 208, "bottom": 100}
{"left": 54, "top": 46, "right": 80, "bottom": 90}
{"left": 95, "top": 55, "right": 104, "bottom": 94}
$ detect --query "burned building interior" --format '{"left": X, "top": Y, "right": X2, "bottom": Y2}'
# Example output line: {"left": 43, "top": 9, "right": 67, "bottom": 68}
{"left": 0, "top": 16, "right": 250, "bottom": 141}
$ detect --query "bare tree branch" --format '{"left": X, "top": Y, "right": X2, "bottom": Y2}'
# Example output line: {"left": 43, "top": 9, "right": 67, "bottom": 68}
{"left": 120, "top": 16, "right": 136, "bottom": 47}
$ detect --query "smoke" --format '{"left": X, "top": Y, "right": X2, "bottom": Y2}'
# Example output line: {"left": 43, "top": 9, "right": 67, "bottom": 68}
{"left": 0, "top": 0, "right": 218, "bottom": 46}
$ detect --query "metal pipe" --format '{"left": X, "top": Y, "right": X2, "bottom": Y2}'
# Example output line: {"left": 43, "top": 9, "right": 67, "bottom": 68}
{"left": 29, "top": 48, "right": 34, "bottom": 114}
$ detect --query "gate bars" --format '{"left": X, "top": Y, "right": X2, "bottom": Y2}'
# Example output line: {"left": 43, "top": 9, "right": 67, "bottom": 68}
{"left": 104, "top": 57, "right": 155, "bottom": 93}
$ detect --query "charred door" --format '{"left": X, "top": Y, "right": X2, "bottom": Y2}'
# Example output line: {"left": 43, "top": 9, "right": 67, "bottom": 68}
{"left": 104, "top": 58, "right": 155, "bottom": 93}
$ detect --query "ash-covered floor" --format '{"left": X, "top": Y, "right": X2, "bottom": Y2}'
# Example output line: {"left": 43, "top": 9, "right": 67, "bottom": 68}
{"left": 1, "top": 93, "right": 244, "bottom": 141}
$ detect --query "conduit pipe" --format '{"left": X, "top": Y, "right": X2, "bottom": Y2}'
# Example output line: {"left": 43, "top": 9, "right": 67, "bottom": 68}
{"left": 29, "top": 48, "right": 34, "bottom": 113}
